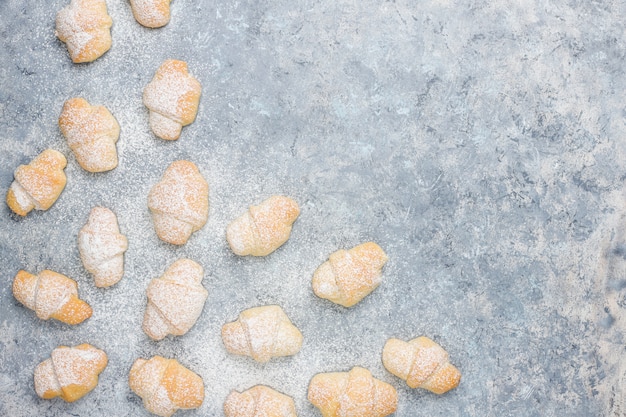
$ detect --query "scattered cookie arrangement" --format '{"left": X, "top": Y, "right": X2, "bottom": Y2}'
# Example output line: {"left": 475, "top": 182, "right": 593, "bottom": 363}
{"left": 6, "top": 0, "right": 462, "bottom": 416}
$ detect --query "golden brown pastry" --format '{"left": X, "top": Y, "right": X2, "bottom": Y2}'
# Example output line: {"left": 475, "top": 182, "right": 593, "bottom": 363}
{"left": 148, "top": 160, "right": 209, "bottom": 245}
{"left": 59, "top": 97, "right": 120, "bottom": 172}
{"left": 12, "top": 270, "right": 92, "bottom": 325}
{"left": 143, "top": 259, "right": 208, "bottom": 340}
{"left": 224, "top": 385, "right": 297, "bottom": 417}
{"left": 222, "top": 305, "right": 302, "bottom": 363}
{"left": 55, "top": 0, "right": 113, "bottom": 63}
{"left": 129, "top": 356, "right": 204, "bottom": 417}
{"left": 143, "top": 60, "right": 202, "bottom": 140}
{"left": 312, "top": 242, "right": 388, "bottom": 307}
{"left": 6, "top": 149, "right": 67, "bottom": 216}
{"left": 34, "top": 344, "right": 107, "bottom": 402}
{"left": 382, "top": 336, "right": 461, "bottom": 394}
{"left": 307, "top": 367, "right": 397, "bottom": 417}
{"left": 130, "top": 0, "right": 172, "bottom": 28}
{"left": 78, "top": 207, "right": 128, "bottom": 287}
{"left": 226, "top": 196, "right": 300, "bottom": 256}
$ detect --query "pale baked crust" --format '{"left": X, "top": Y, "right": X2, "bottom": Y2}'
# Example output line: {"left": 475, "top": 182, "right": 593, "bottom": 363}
{"left": 59, "top": 98, "right": 120, "bottom": 172}
{"left": 12, "top": 270, "right": 92, "bottom": 325}
{"left": 78, "top": 207, "right": 128, "bottom": 287}
{"left": 143, "top": 60, "right": 202, "bottom": 140}
{"left": 382, "top": 336, "right": 461, "bottom": 394}
{"left": 6, "top": 149, "right": 67, "bottom": 216}
{"left": 224, "top": 385, "right": 297, "bottom": 417}
{"left": 226, "top": 196, "right": 300, "bottom": 256}
{"left": 143, "top": 259, "right": 208, "bottom": 340}
{"left": 55, "top": 0, "right": 113, "bottom": 63}
{"left": 312, "top": 242, "right": 388, "bottom": 307}
{"left": 147, "top": 160, "right": 209, "bottom": 245}
{"left": 307, "top": 366, "right": 397, "bottom": 417}
{"left": 129, "top": 356, "right": 204, "bottom": 417}
{"left": 130, "top": 0, "right": 172, "bottom": 28}
{"left": 34, "top": 344, "right": 107, "bottom": 402}
{"left": 221, "top": 305, "right": 303, "bottom": 363}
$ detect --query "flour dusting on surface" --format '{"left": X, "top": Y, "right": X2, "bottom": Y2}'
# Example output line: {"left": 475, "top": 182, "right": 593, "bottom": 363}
{"left": 1, "top": 0, "right": 625, "bottom": 416}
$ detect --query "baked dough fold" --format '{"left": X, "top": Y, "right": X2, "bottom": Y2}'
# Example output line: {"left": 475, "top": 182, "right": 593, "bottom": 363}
{"left": 312, "top": 242, "right": 388, "bottom": 307}
{"left": 226, "top": 196, "right": 300, "bottom": 256}
{"left": 12, "top": 269, "right": 92, "bottom": 325}
{"left": 222, "top": 305, "right": 303, "bottom": 363}
{"left": 143, "top": 60, "right": 201, "bottom": 140}
{"left": 307, "top": 367, "right": 397, "bottom": 417}
{"left": 143, "top": 259, "right": 208, "bottom": 340}
{"left": 55, "top": 0, "right": 113, "bottom": 63}
{"left": 129, "top": 356, "right": 204, "bottom": 417}
{"left": 78, "top": 206, "right": 128, "bottom": 287}
{"left": 382, "top": 336, "right": 461, "bottom": 394}
{"left": 6, "top": 149, "right": 67, "bottom": 216}
{"left": 148, "top": 160, "right": 209, "bottom": 245}
{"left": 59, "top": 97, "right": 120, "bottom": 172}
{"left": 131, "top": 0, "right": 172, "bottom": 28}
{"left": 34, "top": 344, "right": 107, "bottom": 402}
{"left": 224, "top": 385, "right": 297, "bottom": 417}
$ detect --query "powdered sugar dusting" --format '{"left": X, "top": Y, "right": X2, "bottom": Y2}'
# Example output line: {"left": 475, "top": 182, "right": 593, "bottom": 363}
{"left": 224, "top": 385, "right": 297, "bottom": 417}
{"left": 2, "top": 0, "right": 622, "bottom": 415}
{"left": 9, "top": 149, "right": 67, "bottom": 214}
{"left": 313, "top": 242, "right": 387, "bottom": 307}
{"left": 130, "top": 0, "right": 172, "bottom": 28}
{"left": 143, "top": 60, "right": 201, "bottom": 140}
{"left": 223, "top": 305, "right": 302, "bottom": 363}
{"left": 51, "top": 344, "right": 106, "bottom": 389}
{"left": 33, "top": 360, "right": 61, "bottom": 399}
{"left": 149, "top": 385, "right": 178, "bottom": 417}
{"left": 241, "top": 306, "right": 281, "bottom": 363}
{"left": 55, "top": 0, "right": 112, "bottom": 63}
{"left": 78, "top": 206, "right": 128, "bottom": 287}
{"left": 7, "top": 182, "right": 36, "bottom": 213}
{"left": 60, "top": 30, "right": 95, "bottom": 59}
{"left": 130, "top": 357, "right": 176, "bottom": 416}
{"left": 33, "top": 344, "right": 107, "bottom": 401}
{"left": 129, "top": 356, "right": 203, "bottom": 417}
{"left": 308, "top": 367, "right": 397, "bottom": 417}
{"left": 226, "top": 196, "right": 299, "bottom": 256}
{"left": 13, "top": 270, "right": 74, "bottom": 320}
{"left": 381, "top": 339, "right": 412, "bottom": 381}
{"left": 59, "top": 98, "right": 120, "bottom": 173}
{"left": 421, "top": 362, "right": 461, "bottom": 395}
{"left": 148, "top": 160, "right": 209, "bottom": 245}
{"left": 224, "top": 390, "right": 256, "bottom": 417}
{"left": 407, "top": 338, "right": 447, "bottom": 388}
{"left": 382, "top": 337, "right": 460, "bottom": 394}
{"left": 34, "top": 272, "right": 75, "bottom": 320}
{"left": 143, "top": 259, "right": 208, "bottom": 340}
{"left": 225, "top": 212, "right": 256, "bottom": 255}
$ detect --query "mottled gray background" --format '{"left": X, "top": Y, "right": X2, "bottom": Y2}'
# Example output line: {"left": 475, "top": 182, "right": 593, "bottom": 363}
{"left": 0, "top": 0, "right": 625, "bottom": 416}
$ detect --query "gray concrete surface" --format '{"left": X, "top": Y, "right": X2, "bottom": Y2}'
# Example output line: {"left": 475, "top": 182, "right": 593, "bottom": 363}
{"left": 0, "top": 0, "right": 625, "bottom": 416}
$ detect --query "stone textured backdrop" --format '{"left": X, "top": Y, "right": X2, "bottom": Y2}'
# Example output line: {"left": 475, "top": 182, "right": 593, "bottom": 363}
{"left": 0, "top": 0, "right": 624, "bottom": 416}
